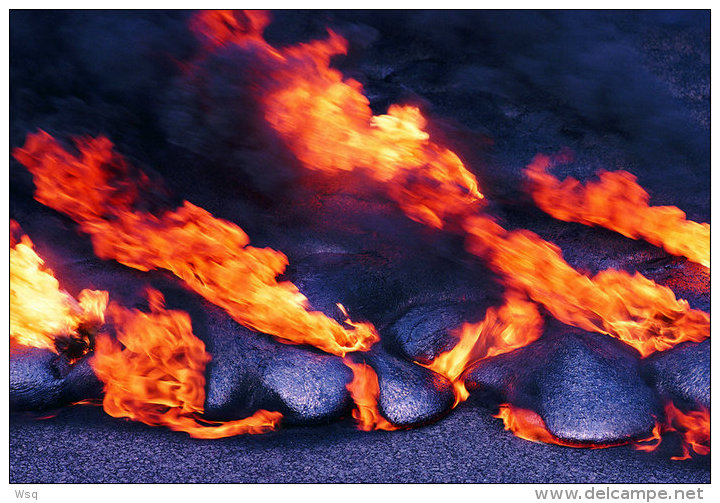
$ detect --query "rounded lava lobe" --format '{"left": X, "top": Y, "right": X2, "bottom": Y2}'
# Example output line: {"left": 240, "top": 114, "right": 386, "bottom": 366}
{"left": 642, "top": 339, "right": 710, "bottom": 409}
{"left": 365, "top": 349, "right": 455, "bottom": 427}
{"left": 10, "top": 348, "right": 104, "bottom": 412}
{"left": 10, "top": 348, "right": 67, "bottom": 411}
{"left": 464, "top": 327, "right": 662, "bottom": 444}
{"left": 535, "top": 337, "right": 661, "bottom": 444}
{"left": 60, "top": 356, "right": 104, "bottom": 403}
{"left": 201, "top": 308, "right": 354, "bottom": 426}
{"left": 259, "top": 350, "right": 354, "bottom": 425}
{"left": 386, "top": 300, "right": 491, "bottom": 365}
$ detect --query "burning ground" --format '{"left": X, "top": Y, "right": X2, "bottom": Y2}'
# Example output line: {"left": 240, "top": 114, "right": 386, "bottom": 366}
{"left": 9, "top": 10, "right": 709, "bottom": 483}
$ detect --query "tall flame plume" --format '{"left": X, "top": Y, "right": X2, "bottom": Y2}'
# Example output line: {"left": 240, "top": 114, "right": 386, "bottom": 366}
{"left": 192, "top": 10, "right": 484, "bottom": 230}
{"left": 343, "top": 359, "right": 397, "bottom": 431}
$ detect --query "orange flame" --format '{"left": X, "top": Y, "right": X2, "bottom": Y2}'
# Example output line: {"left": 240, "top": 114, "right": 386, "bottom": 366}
{"left": 426, "top": 291, "right": 543, "bottom": 405}
{"left": 10, "top": 220, "right": 108, "bottom": 352}
{"left": 634, "top": 402, "right": 710, "bottom": 460}
{"left": 191, "top": 10, "right": 484, "bottom": 229}
{"left": 13, "top": 131, "right": 378, "bottom": 357}
{"left": 526, "top": 154, "right": 710, "bottom": 268}
{"left": 464, "top": 215, "right": 709, "bottom": 357}
{"left": 343, "top": 359, "right": 397, "bottom": 431}
{"left": 92, "top": 289, "right": 282, "bottom": 438}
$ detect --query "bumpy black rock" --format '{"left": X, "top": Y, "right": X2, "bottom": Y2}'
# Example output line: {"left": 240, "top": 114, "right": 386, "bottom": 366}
{"left": 10, "top": 348, "right": 101, "bottom": 411}
{"left": 359, "top": 347, "right": 455, "bottom": 427}
{"left": 201, "top": 305, "right": 354, "bottom": 425}
{"left": 386, "top": 300, "right": 493, "bottom": 365}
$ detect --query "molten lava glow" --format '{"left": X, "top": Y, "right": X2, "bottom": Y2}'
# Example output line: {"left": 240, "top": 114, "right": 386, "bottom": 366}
{"left": 634, "top": 402, "right": 710, "bottom": 460}
{"left": 191, "top": 10, "right": 484, "bottom": 229}
{"left": 494, "top": 404, "right": 619, "bottom": 449}
{"left": 14, "top": 131, "right": 378, "bottom": 357}
{"left": 10, "top": 220, "right": 108, "bottom": 351}
{"left": 92, "top": 289, "right": 282, "bottom": 438}
{"left": 343, "top": 359, "right": 397, "bottom": 431}
{"left": 426, "top": 291, "right": 543, "bottom": 405}
{"left": 463, "top": 215, "right": 709, "bottom": 358}
{"left": 526, "top": 155, "right": 710, "bottom": 268}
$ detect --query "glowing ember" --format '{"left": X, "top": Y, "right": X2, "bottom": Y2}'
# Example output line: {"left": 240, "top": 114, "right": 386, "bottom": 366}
{"left": 343, "top": 359, "right": 397, "bottom": 431}
{"left": 634, "top": 402, "right": 710, "bottom": 460}
{"left": 526, "top": 154, "right": 710, "bottom": 268}
{"left": 192, "top": 10, "right": 484, "bottom": 230}
{"left": 14, "top": 131, "right": 379, "bottom": 357}
{"left": 10, "top": 220, "right": 108, "bottom": 352}
{"left": 464, "top": 215, "right": 709, "bottom": 358}
{"left": 426, "top": 291, "right": 543, "bottom": 405}
{"left": 92, "top": 289, "right": 282, "bottom": 438}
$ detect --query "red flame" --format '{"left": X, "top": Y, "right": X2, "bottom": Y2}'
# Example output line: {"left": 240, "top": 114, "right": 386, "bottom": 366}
{"left": 13, "top": 131, "right": 379, "bottom": 357}
{"left": 190, "top": 10, "right": 272, "bottom": 49}
{"left": 10, "top": 220, "right": 108, "bottom": 352}
{"left": 526, "top": 154, "right": 710, "bottom": 268}
{"left": 92, "top": 289, "right": 282, "bottom": 438}
{"left": 11, "top": 10, "right": 710, "bottom": 445}
{"left": 343, "top": 359, "right": 397, "bottom": 431}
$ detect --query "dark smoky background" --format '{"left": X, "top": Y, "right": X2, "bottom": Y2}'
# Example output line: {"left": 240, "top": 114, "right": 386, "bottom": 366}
{"left": 10, "top": 9, "right": 709, "bottom": 239}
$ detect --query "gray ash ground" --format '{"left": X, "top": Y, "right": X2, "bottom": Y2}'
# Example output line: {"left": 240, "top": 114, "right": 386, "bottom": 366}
{"left": 10, "top": 10, "right": 710, "bottom": 483}
{"left": 10, "top": 400, "right": 709, "bottom": 484}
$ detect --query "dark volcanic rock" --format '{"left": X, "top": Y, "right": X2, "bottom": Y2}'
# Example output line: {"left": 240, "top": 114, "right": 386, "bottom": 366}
{"left": 464, "top": 326, "right": 662, "bottom": 444}
{"left": 642, "top": 339, "right": 710, "bottom": 409}
{"left": 360, "top": 348, "right": 455, "bottom": 427}
{"left": 202, "top": 306, "right": 354, "bottom": 425}
{"left": 288, "top": 247, "right": 503, "bottom": 330}
{"left": 10, "top": 348, "right": 101, "bottom": 411}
